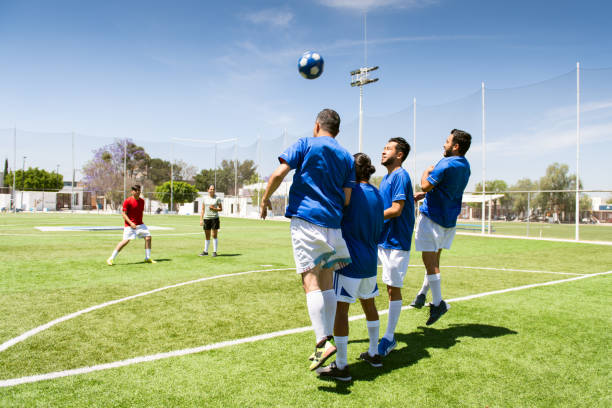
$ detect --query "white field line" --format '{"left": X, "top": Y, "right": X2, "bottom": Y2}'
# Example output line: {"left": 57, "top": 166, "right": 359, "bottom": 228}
{"left": 0, "top": 268, "right": 294, "bottom": 354}
{"left": 456, "top": 231, "right": 612, "bottom": 246}
{"left": 0, "top": 232, "right": 204, "bottom": 237}
{"left": 398, "top": 265, "right": 583, "bottom": 276}
{"left": 1, "top": 270, "right": 610, "bottom": 388}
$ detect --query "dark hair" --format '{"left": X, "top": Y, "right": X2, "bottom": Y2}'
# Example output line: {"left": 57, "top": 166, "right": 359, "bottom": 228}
{"left": 316, "top": 109, "right": 341, "bottom": 136}
{"left": 354, "top": 153, "right": 376, "bottom": 182}
{"left": 131, "top": 185, "right": 141, "bottom": 191}
{"left": 450, "top": 129, "right": 471, "bottom": 155}
{"left": 388, "top": 137, "right": 410, "bottom": 163}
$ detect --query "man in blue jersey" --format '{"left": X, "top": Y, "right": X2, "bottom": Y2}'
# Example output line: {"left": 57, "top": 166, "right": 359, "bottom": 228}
{"left": 377, "top": 137, "right": 415, "bottom": 357}
{"left": 260, "top": 109, "right": 355, "bottom": 371}
{"left": 316, "top": 153, "right": 384, "bottom": 382}
{"left": 412, "top": 129, "right": 471, "bottom": 325}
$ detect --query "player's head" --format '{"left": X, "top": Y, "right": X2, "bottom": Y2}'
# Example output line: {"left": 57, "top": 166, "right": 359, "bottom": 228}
{"left": 314, "top": 109, "right": 341, "bottom": 137}
{"left": 444, "top": 129, "right": 472, "bottom": 157}
{"left": 382, "top": 137, "right": 410, "bottom": 167}
{"left": 354, "top": 153, "right": 376, "bottom": 182}
{"left": 208, "top": 185, "right": 215, "bottom": 196}
{"left": 131, "top": 185, "right": 141, "bottom": 197}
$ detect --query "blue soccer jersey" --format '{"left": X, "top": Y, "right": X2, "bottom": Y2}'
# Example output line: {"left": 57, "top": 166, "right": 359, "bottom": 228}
{"left": 279, "top": 136, "right": 355, "bottom": 229}
{"left": 379, "top": 167, "right": 415, "bottom": 251}
{"left": 420, "top": 156, "right": 471, "bottom": 228}
{"left": 337, "top": 183, "right": 384, "bottom": 279}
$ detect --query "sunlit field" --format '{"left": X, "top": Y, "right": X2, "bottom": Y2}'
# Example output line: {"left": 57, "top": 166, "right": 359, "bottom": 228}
{"left": 1, "top": 214, "right": 610, "bottom": 407}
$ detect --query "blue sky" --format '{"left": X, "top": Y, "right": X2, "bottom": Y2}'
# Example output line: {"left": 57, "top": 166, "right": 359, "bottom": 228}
{"left": 1, "top": 0, "right": 611, "bottom": 190}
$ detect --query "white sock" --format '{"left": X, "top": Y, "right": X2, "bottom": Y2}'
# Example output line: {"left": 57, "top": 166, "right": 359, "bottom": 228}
{"left": 306, "top": 290, "right": 326, "bottom": 343}
{"left": 204, "top": 240, "right": 210, "bottom": 252}
{"left": 110, "top": 250, "right": 118, "bottom": 260}
{"left": 322, "top": 289, "right": 337, "bottom": 337}
{"left": 145, "top": 249, "right": 151, "bottom": 259}
{"left": 428, "top": 273, "right": 442, "bottom": 306}
{"left": 384, "top": 300, "right": 403, "bottom": 341}
{"left": 366, "top": 320, "right": 380, "bottom": 356}
{"left": 213, "top": 238, "right": 218, "bottom": 252}
{"left": 334, "top": 335, "right": 349, "bottom": 370}
{"left": 417, "top": 274, "right": 429, "bottom": 296}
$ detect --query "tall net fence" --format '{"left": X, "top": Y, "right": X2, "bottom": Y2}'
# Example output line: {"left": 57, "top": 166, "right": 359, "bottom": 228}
{"left": 1, "top": 66, "right": 611, "bottom": 240}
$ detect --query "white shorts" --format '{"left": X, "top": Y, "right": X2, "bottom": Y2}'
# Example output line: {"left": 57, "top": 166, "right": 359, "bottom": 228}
{"left": 333, "top": 273, "right": 379, "bottom": 303}
{"left": 123, "top": 224, "right": 151, "bottom": 240}
{"left": 414, "top": 214, "right": 456, "bottom": 252}
{"left": 290, "top": 217, "right": 351, "bottom": 274}
{"left": 378, "top": 247, "right": 411, "bottom": 288}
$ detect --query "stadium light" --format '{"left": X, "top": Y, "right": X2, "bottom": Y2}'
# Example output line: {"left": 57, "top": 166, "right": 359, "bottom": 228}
{"left": 350, "top": 66, "right": 380, "bottom": 152}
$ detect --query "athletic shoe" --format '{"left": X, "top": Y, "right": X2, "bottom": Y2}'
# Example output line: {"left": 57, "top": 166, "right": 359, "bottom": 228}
{"left": 410, "top": 293, "right": 426, "bottom": 309}
{"left": 308, "top": 351, "right": 316, "bottom": 361}
{"left": 377, "top": 337, "right": 397, "bottom": 357}
{"left": 357, "top": 351, "right": 383, "bottom": 368}
{"left": 199, "top": 251, "right": 208, "bottom": 256}
{"left": 426, "top": 300, "right": 450, "bottom": 326}
{"left": 106, "top": 258, "right": 114, "bottom": 266}
{"left": 316, "top": 362, "right": 351, "bottom": 382}
{"left": 309, "top": 338, "right": 337, "bottom": 371}
{"left": 212, "top": 252, "right": 218, "bottom": 257}
{"left": 144, "top": 258, "right": 157, "bottom": 264}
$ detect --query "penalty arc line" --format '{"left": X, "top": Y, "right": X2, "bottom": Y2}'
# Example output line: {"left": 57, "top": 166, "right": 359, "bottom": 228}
{"left": 1, "top": 270, "right": 610, "bottom": 388}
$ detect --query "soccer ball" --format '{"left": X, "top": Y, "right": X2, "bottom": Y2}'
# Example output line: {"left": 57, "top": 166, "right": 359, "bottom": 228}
{"left": 298, "top": 51, "right": 324, "bottom": 79}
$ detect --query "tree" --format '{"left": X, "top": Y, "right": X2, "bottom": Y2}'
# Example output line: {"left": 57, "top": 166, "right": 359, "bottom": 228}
{"left": 4, "top": 167, "right": 63, "bottom": 190}
{"left": 155, "top": 181, "right": 199, "bottom": 211}
{"left": 606, "top": 195, "right": 612, "bottom": 205}
{"left": 81, "top": 139, "right": 150, "bottom": 209}
{"left": 470, "top": 180, "right": 510, "bottom": 216}
{"left": 194, "top": 159, "right": 258, "bottom": 195}
{"left": 510, "top": 178, "right": 537, "bottom": 217}
{"left": 148, "top": 158, "right": 174, "bottom": 186}
{"left": 536, "top": 163, "right": 584, "bottom": 222}
{"left": 174, "top": 159, "right": 198, "bottom": 182}
{"left": 3, "top": 158, "right": 8, "bottom": 179}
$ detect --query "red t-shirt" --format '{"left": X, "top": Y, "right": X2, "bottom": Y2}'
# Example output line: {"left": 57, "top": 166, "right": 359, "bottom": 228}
{"left": 123, "top": 196, "right": 144, "bottom": 226}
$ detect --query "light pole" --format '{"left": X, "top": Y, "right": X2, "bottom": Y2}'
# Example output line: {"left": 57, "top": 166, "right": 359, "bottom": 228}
{"left": 56, "top": 164, "right": 60, "bottom": 185}
{"left": 20, "top": 155, "right": 26, "bottom": 210}
{"left": 350, "top": 66, "right": 379, "bottom": 152}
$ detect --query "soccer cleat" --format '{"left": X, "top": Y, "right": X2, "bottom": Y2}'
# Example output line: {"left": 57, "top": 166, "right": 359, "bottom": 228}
{"left": 144, "top": 258, "right": 157, "bottom": 264}
{"left": 426, "top": 300, "right": 450, "bottom": 326}
{"left": 199, "top": 251, "right": 208, "bottom": 256}
{"left": 358, "top": 351, "right": 383, "bottom": 368}
{"left": 106, "top": 258, "right": 114, "bottom": 266}
{"left": 212, "top": 252, "right": 218, "bottom": 257}
{"left": 309, "top": 338, "right": 336, "bottom": 371}
{"left": 410, "top": 293, "right": 427, "bottom": 309}
{"left": 377, "top": 337, "right": 397, "bottom": 357}
{"left": 316, "top": 361, "right": 352, "bottom": 382}
{"left": 308, "top": 351, "right": 316, "bottom": 361}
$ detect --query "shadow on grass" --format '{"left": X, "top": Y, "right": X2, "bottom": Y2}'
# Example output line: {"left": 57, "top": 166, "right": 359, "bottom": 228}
{"left": 317, "top": 323, "right": 517, "bottom": 394}
{"left": 122, "top": 258, "right": 172, "bottom": 265}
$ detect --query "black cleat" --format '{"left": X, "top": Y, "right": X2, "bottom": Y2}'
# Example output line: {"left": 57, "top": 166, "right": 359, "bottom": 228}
{"left": 426, "top": 300, "right": 450, "bottom": 326}
{"left": 199, "top": 251, "right": 208, "bottom": 256}
{"left": 410, "top": 293, "right": 427, "bottom": 309}
{"left": 316, "top": 361, "right": 351, "bottom": 382}
{"left": 357, "top": 352, "right": 382, "bottom": 368}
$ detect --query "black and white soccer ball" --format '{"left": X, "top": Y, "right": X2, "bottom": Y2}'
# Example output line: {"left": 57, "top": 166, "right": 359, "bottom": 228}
{"left": 298, "top": 51, "right": 324, "bottom": 79}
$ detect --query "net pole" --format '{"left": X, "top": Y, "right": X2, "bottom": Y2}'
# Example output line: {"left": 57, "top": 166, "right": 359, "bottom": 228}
{"left": 234, "top": 140, "right": 238, "bottom": 199}
{"left": 170, "top": 141, "right": 174, "bottom": 213}
{"left": 72, "top": 132, "right": 75, "bottom": 211}
{"left": 12, "top": 127, "right": 16, "bottom": 213}
{"left": 575, "top": 62, "right": 580, "bottom": 241}
{"left": 481, "top": 82, "right": 486, "bottom": 234}
{"left": 527, "top": 192, "right": 531, "bottom": 237}
{"left": 123, "top": 138, "right": 127, "bottom": 204}
{"left": 214, "top": 144, "right": 217, "bottom": 189}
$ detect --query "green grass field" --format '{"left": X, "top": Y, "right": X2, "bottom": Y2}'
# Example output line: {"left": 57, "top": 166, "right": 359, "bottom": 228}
{"left": 0, "top": 214, "right": 611, "bottom": 407}
{"left": 457, "top": 221, "right": 612, "bottom": 242}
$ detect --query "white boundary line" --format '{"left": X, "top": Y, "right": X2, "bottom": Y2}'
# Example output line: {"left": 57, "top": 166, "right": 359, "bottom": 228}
{"left": 456, "top": 231, "right": 612, "bottom": 246}
{"left": 1, "top": 270, "right": 610, "bottom": 388}
{"left": 0, "top": 268, "right": 294, "bottom": 353}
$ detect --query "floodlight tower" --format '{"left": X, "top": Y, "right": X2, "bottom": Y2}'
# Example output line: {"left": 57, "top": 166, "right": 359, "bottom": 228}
{"left": 351, "top": 66, "right": 379, "bottom": 152}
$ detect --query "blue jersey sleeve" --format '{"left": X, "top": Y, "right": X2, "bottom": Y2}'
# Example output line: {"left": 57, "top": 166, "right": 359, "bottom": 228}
{"left": 279, "top": 138, "right": 306, "bottom": 169}
{"left": 343, "top": 159, "right": 356, "bottom": 189}
{"left": 391, "top": 172, "right": 407, "bottom": 202}
{"left": 427, "top": 159, "right": 447, "bottom": 187}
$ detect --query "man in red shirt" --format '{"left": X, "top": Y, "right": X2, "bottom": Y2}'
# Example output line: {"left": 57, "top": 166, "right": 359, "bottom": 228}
{"left": 107, "top": 185, "right": 156, "bottom": 265}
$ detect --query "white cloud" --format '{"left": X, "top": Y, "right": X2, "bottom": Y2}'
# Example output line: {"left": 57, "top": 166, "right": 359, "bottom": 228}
{"left": 242, "top": 9, "right": 294, "bottom": 27}
{"left": 318, "top": 0, "right": 438, "bottom": 12}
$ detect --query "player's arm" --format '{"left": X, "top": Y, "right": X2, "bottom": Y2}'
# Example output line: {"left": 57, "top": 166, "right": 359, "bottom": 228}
{"left": 420, "top": 165, "right": 436, "bottom": 193}
{"left": 122, "top": 211, "right": 136, "bottom": 229}
{"left": 199, "top": 203, "right": 205, "bottom": 226}
{"left": 260, "top": 161, "right": 291, "bottom": 219}
{"left": 343, "top": 187, "right": 352, "bottom": 207}
{"left": 214, "top": 201, "right": 223, "bottom": 212}
{"left": 384, "top": 200, "right": 405, "bottom": 220}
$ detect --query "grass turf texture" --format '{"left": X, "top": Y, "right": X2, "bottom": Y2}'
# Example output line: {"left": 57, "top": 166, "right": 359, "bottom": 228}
{"left": 0, "top": 214, "right": 611, "bottom": 407}
{"left": 459, "top": 220, "right": 612, "bottom": 242}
